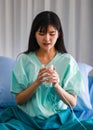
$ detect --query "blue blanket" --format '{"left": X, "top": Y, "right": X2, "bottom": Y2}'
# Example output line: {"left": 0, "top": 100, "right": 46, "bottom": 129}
{"left": 0, "top": 106, "right": 93, "bottom": 130}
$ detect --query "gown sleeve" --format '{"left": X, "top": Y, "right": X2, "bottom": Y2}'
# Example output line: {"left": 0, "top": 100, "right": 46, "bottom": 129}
{"left": 11, "top": 54, "right": 30, "bottom": 93}
{"left": 61, "top": 55, "right": 84, "bottom": 95}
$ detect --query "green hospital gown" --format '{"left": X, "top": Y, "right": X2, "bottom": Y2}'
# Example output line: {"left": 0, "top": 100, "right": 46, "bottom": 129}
{"left": 11, "top": 52, "right": 84, "bottom": 120}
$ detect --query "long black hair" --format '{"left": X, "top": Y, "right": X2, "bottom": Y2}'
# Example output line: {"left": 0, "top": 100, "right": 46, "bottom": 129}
{"left": 24, "top": 11, "right": 67, "bottom": 54}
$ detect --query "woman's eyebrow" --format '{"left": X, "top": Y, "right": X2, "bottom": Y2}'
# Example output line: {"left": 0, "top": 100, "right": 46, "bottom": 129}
{"left": 49, "top": 30, "right": 56, "bottom": 33}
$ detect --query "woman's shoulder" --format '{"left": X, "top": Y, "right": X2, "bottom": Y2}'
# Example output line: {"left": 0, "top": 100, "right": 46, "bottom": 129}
{"left": 17, "top": 52, "right": 34, "bottom": 61}
{"left": 58, "top": 52, "right": 76, "bottom": 64}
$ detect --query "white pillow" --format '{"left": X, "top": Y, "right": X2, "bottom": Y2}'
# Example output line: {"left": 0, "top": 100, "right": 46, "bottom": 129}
{"left": 74, "top": 63, "right": 93, "bottom": 110}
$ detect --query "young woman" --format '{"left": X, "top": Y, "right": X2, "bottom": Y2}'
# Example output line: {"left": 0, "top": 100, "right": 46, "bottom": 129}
{"left": 10, "top": 11, "right": 92, "bottom": 130}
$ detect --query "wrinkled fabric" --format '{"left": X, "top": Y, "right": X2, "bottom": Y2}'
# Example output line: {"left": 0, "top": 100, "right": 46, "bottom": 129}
{"left": 0, "top": 107, "right": 93, "bottom": 130}
{"left": 11, "top": 52, "right": 84, "bottom": 119}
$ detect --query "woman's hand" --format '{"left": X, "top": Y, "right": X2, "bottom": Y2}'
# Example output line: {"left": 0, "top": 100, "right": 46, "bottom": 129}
{"left": 37, "top": 67, "right": 52, "bottom": 84}
{"left": 46, "top": 67, "right": 60, "bottom": 87}
{"left": 37, "top": 66, "right": 60, "bottom": 87}
{"left": 37, "top": 66, "right": 77, "bottom": 107}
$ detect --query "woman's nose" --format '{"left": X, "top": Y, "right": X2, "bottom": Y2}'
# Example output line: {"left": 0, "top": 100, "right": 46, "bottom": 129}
{"left": 44, "top": 34, "right": 50, "bottom": 41}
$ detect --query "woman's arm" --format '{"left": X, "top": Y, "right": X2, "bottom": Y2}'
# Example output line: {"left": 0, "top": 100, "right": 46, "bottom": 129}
{"left": 47, "top": 67, "right": 77, "bottom": 108}
{"left": 16, "top": 79, "right": 40, "bottom": 105}
{"left": 54, "top": 84, "right": 77, "bottom": 108}
{"left": 16, "top": 67, "right": 77, "bottom": 107}
{"left": 16, "top": 67, "right": 51, "bottom": 105}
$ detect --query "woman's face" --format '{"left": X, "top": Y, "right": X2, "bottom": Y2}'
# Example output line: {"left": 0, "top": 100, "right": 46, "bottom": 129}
{"left": 35, "top": 25, "right": 59, "bottom": 51}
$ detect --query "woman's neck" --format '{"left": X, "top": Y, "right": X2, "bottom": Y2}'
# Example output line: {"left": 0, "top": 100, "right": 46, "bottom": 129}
{"left": 35, "top": 48, "right": 57, "bottom": 65}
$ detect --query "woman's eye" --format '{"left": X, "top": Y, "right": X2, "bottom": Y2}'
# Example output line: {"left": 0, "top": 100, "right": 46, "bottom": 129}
{"left": 39, "top": 32, "right": 45, "bottom": 35}
{"left": 50, "top": 33, "right": 55, "bottom": 36}
{"left": 38, "top": 31, "right": 56, "bottom": 36}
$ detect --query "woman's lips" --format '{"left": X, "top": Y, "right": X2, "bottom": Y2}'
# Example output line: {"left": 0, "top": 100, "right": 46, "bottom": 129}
{"left": 43, "top": 43, "right": 51, "bottom": 46}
